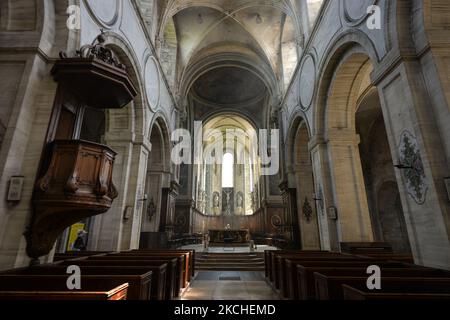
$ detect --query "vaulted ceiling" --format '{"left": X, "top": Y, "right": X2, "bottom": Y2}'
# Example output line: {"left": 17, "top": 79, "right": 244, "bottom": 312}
{"left": 137, "top": 1, "right": 322, "bottom": 124}
{"left": 163, "top": 1, "right": 301, "bottom": 97}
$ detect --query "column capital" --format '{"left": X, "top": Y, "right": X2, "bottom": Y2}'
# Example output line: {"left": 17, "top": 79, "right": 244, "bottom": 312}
{"left": 308, "top": 133, "right": 326, "bottom": 151}
{"left": 326, "top": 129, "right": 360, "bottom": 146}
{"left": 133, "top": 134, "right": 152, "bottom": 152}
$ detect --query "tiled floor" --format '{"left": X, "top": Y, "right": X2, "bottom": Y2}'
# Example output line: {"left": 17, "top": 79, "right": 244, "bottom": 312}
{"left": 180, "top": 271, "right": 279, "bottom": 300}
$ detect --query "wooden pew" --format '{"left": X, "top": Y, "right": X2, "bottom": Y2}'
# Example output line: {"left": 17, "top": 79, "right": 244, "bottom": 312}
{"left": 59, "top": 259, "right": 167, "bottom": 300}
{"left": 268, "top": 251, "right": 337, "bottom": 284}
{"left": 87, "top": 255, "right": 180, "bottom": 298}
{"left": 101, "top": 255, "right": 180, "bottom": 298}
{"left": 356, "top": 253, "right": 415, "bottom": 263}
{"left": 314, "top": 267, "right": 450, "bottom": 300}
{"left": 129, "top": 249, "right": 195, "bottom": 277}
{"left": 340, "top": 242, "right": 393, "bottom": 254}
{"left": 272, "top": 253, "right": 361, "bottom": 292}
{"left": 264, "top": 250, "right": 327, "bottom": 282}
{"left": 0, "top": 266, "right": 153, "bottom": 300}
{"left": 0, "top": 275, "right": 129, "bottom": 300}
{"left": 129, "top": 249, "right": 195, "bottom": 281}
{"left": 110, "top": 252, "right": 188, "bottom": 289}
{"left": 342, "top": 279, "right": 450, "bottom": 300}
{"left": 293, "top": 260, "right": 406, "bottom": 300}
{"left": 53, "top": 251, "right": 111, "bottom": 261}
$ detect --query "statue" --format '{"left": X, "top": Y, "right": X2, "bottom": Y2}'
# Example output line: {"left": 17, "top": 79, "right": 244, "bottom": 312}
{"left": 223, "top": 189, "right": 232, "bottom": 215}
{"left": 212, "top": 191, "right": 220, "bottom": 215}
{"left": 236, "top": 191, "right": 244, "bottom": 215}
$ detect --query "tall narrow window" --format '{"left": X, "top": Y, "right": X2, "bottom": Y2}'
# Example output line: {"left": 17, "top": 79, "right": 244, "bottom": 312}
{"left": 222, "top": 152, "right": 234, "bottom": 188}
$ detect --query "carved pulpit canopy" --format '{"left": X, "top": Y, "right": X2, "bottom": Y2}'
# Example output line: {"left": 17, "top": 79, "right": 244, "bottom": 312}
{"left": 52, "top": 32, "right": 138, "bottom": 109}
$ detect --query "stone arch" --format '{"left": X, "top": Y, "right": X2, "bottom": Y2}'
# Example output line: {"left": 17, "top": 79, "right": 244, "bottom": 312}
{"left": 356, "top": 88, "right": 411, "bottom": 252}
{"left": 180, "top": 49, "right": 278, "bottom": 102}
{"left": 313, "top": 30, "right": 380, "bottom": 136}
{"left": 141, "top": 114, "right": 172, "bottom": 234}
{"left": 0, "top": 0, "right": 39, "bottom": 31}
{"left": 315, "top": 42, "right": 378, "bottom": 243}
{"left": 159, "top": 16, "right": 178, "bottom": 90}
{"left": 148, "top": 113, "right": 172, "bottom": 174}
{"left": 281, "top": 13, "right": 299, "bottom": 88}
{"left": 286, "top": 115, "right": 321, "bottom": 249}
{"left": 85, "top": 33, "right": 148, "bottom": 252}
{"left": 103, "top": 33, "right": 146, "bottom": 137}
{"left": 313, "top": 37, "right": 411, "bottom": 246}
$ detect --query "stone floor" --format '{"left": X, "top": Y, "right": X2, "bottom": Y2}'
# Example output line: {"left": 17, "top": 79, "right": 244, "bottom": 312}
{"left": 180, "top": 271, "right": 279, "bottom": 300}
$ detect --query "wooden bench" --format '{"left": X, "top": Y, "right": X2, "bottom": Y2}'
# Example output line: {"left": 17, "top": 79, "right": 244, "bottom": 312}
{"left": 113, "top": 252, "right": 190, "bottom": 288}
{"left": 59, "top": 259, "right": 167, "bottom": 300}
{"left": 53, "top": 251, "right": 111, "bottom": 261}
{"left": 0, "top": 265, "right": 153, "bottom": 300}
{"left": 0, "top": 275, "right": 129, "bottom": 300}
{"left": 129, "top": 249, "right": 195, "bottom": 279}
{"left": 356, "top": 253, "right": 415, "bottom": 263}
{"left": 97, "top": 255, "right": 180, "bottom": 299}
{"left": 314, "top": 267, "right": 450, "bottom": 300}
{"left": 267, "top": 251, "right": 338, "bottom": 284}
{"left": 277, "top": 255, "right": 372, "bottom": 298}
{"left": 272, "top": 253, "right": 360, "bottom": 292}
{"left": 264, "top": 250, "right": 326, "bottom": 281}
{"left": 294, "top": 260, "right": 406, "bottom": 300}
{"left": 342, "top": 279, "right": 450, "bottom": 300}
{"left": 340, "top": 242, "right": 393, "bottom": 254}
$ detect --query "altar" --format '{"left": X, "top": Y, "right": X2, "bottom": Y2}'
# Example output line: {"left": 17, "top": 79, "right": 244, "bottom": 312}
{"left": 208, "top": 229, "right": 250, "bottom": 245}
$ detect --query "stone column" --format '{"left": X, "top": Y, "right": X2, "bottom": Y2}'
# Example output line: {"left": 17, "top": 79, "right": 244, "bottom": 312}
{"left": 279, "top": 181, "right": 300, "bottom": 247}
{"left": 90, "top": 134, "right": 134, "bottom": 251}
{"left": 294, "top": 165, "right": 321, "bottom": 250}
{"left": 295, "top": 0, "right": 310, "bottom": 39}
{"left": 120, "top": 135, "right": 151, "bottom": 251}
{"left": 325, "top": 129, "right": 374, "bottom": 243}
{"left": 375, "top": 59, "right": 450, "bottom": 269}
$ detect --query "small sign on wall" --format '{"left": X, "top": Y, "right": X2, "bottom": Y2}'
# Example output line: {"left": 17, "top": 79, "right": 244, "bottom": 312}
{"left": 7, "top": 176, "right": 24, "bottom": 202}
{"left": 328, "top": 206, "right": 338, "bottom": 220}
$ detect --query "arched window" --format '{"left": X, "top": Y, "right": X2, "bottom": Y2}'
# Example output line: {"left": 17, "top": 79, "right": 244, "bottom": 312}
{"left": 222, "top": 152, "right": 234, "bottom": 188}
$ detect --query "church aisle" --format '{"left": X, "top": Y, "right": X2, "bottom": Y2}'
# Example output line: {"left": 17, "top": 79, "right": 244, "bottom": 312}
{"left": 180, "top": 271, "right": 279, "bottom": 300}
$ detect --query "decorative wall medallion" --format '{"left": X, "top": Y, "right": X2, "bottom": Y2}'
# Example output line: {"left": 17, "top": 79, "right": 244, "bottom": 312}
{"left": 299, "top": 55, "right": 316, "bottom": 110}
{"left": 399, "top": 130, "right": 427, "bottom": 204}
{"left": 144, "top": 56, "right": 161, "bottom": 110}
{"left": 343, "top": 0, "right": 377, "bottom": 25}
{"left": 271, "top": 215, "right": 282, "bottom": 228}
{"left": 84, "top": 0, "right": 121, "bottom": 27}
{"left": 302, "top": 197, "right": 313, "bottom": 223}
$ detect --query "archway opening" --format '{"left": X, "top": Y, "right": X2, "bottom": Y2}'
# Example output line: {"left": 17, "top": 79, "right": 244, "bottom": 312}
{"left": 356, "top": 89, "right": 411, "bottom": 252}
{"left": 197, "top": 114, "right": 261, "bottom": 221}
{"left": 324, "top": 49, "right": 411, "bottom": 251}
{"left": 142, "top": 118, "right": 172, "bottom": 235}
{"left": 290, "top": 120, "right": 321, "bottom": 249}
